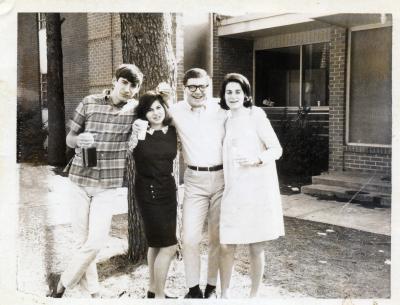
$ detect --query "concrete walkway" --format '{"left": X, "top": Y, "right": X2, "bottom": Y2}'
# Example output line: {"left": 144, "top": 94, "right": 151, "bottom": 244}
{"left": 282, "top": 193, "right": 390, "bottom": 236}
{"left": 14, "top": 164, "right": 391, "bottom": 298}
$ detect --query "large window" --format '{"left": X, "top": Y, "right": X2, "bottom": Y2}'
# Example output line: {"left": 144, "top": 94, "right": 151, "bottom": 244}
{"left": 347, "top": 26, "right": 392, "bottom": 146}
{"left": 255, "top": 42, "right": 329, "bottom": 107}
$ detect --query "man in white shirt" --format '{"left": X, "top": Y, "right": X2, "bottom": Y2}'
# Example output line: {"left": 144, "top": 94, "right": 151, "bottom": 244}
{"left": 168, "top": 68, "right": 226, "bottom": 298}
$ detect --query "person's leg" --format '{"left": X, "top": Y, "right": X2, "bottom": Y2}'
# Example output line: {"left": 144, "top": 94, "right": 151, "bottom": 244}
{"left": 63, "top": 182, "right": 101, "bottom": 297}
{"left": 219, "top": 244, "right": 236, "bottom": 299}
{"left": 147, "top": 247, "right": 159, "bottom": 294}
{"left": 60, "top": 187, "right": 115, "bottom": 294}
{"left": 248, "top": 242, "right": 265, "bottom": 298}
{"left": 154, "top": 244, "right": 177, "bottom": 298}
{"left": 80, "top": 263, "right": 100, "bottom": 297}
{"left": 51, "top": 182, "right": 91, "bottom": 296}
{"left": 182, "top": 169, "right": 210, "bottom": 297}
{"left": 206, "top": 170, "right": 224, "bottom": 290}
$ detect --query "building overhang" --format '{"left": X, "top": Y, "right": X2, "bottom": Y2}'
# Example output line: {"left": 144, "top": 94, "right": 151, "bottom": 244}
{"left": 217, "top": 13, "right": 392, "bottom": 39}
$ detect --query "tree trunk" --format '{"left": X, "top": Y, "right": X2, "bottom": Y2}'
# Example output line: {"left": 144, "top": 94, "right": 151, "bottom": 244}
{"left": 125, "top": 153, "right": 148, "bottom": 263}
{"left": 46, "top": 13, "right": 66, "bottom": 166}
{"left": 120, "top": 13, "right": 179, "bottom": 263}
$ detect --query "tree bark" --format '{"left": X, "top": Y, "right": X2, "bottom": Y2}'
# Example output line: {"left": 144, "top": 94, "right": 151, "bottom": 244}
{"left": 120, "top": 13, "right": 179, "bottom": 263}
{"left": 46, "top": 13, "right": 66, "bottom": 166}
{"left": 120, "top": 13, "right": 177, "bottom": 94}
{"left": 125, "top": 153, "right": 148, "bottom": 263}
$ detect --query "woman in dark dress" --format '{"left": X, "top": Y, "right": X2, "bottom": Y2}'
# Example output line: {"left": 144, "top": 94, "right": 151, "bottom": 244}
{"left": 128, "top": 91, "right": 178, "bottom": 298}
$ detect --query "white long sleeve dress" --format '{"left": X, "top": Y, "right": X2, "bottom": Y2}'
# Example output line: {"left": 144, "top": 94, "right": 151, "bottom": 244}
{"left": 220, "top": 106, "right": 285, "bottom": 244}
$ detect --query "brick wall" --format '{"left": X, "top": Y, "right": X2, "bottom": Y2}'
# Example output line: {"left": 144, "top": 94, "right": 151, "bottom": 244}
{"left": 61, "top": 13, "right": 123, "bottom": 125}
{"left": 327, "top": 26, "right": 391, "bottom": 175}
{"left": 17, "top": 13, "right": 41, "bottom": 113}
{"left": 87, "top": 13, "right": 122, "bottom": 95}
{"left": 328, "top": 26, "right": 347, "bottom": 172}
{"left": 86, "top": 13, "right": 182, "bottom": 97}
{"left": 61, "top": 13, "right": 89, "bottom": 123}
{"left": 212, "top": 15, "right": 253, "bottom": 98}
{"left": 64, "top": 13, "right": 182, "bottom": 114}
{"left": 344, "top": 147, "right": 391, "bottom": 174}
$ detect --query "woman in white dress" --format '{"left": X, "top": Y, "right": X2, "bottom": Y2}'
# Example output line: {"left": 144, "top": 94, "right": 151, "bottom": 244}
{"left": 218, "top": 73, "right": 284, "bottom": 298}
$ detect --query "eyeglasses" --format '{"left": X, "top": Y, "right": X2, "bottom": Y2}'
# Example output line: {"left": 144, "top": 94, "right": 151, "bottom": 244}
{"left": 185, "top": 85, "right": 209, "bottom": 92}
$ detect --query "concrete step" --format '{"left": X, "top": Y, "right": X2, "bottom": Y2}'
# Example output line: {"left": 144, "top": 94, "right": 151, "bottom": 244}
{"left": 312, "top": 173, "right": 391, "bottom": 194}
{"left": 301, "top": 184, "right": 391, "bottom": 207}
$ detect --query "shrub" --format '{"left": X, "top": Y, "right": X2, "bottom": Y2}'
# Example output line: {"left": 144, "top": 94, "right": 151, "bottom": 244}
{"left": 276, "top": 107, "right": 328, "bottom": 178}
{"left": 17, "top": 108, "right": 48, "bottom": 164}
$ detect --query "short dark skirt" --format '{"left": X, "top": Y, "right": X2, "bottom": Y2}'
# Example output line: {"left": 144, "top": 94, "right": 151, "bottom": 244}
{"left": 135, "top": 179, "right": 177, "bottom": 248}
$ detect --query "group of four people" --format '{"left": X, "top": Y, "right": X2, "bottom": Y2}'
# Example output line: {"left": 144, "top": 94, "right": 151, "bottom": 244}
{"left": 47, "top": 64, "right": 284, "bottom": 299}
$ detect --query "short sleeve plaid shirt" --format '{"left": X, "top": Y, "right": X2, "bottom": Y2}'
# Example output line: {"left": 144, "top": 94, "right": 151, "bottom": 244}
{"left": 68, "top": 92, "right": 137, "bottom": 188}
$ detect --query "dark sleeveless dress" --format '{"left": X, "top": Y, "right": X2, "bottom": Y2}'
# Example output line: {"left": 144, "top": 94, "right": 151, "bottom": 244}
{"left": 133, "top": 126, "right": 178, "bottom": 247}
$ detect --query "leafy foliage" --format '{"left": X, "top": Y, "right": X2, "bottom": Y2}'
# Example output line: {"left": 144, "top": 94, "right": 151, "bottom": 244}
{"left": 17, "top": 108, "right": 48, "bottom": 164}
{"left": 276, "top": 107, "right": 328, "bottom": 178}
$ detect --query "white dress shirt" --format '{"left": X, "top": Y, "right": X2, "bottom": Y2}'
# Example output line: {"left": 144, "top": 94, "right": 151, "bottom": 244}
{"left": 169, "top": 98, "right": 227, "bottom": 167}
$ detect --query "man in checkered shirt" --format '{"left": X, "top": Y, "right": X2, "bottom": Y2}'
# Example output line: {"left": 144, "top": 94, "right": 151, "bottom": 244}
{"left": 47, "top": 64, "right": 143, "bottom": 298}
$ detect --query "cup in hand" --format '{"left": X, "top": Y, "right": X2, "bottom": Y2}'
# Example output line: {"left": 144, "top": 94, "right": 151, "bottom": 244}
{"left": 231, "top": 138, "right": 242, "bottom": 168}
{"left": 77, "top": 132, "right": 95, "bottom": 148}
{"left": 157, "top": 82, "right": 172, "bottom": 95}
{"left": 135, "top": 119, "right": 149, "bottom": 140}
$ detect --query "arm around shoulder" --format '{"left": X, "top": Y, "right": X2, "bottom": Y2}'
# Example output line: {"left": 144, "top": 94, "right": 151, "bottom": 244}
{"left": 253, "top": 107, "right": 282, "bottom": 164}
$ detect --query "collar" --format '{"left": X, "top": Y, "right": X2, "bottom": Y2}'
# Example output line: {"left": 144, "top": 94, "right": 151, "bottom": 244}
{"left": 147, "top": 125, "right": 169, "bottom": 135}
{"left": 183, "top": 100, "right": 208, "bottom": 112}
{"left": 227, "top": 107, "right": 252, "bottom": 119}
{"left": 191, "top": 105, "right": 206, "bottom": 113}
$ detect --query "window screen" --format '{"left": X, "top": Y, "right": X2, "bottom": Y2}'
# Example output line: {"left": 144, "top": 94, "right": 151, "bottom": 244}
{"left": 348, "top": 26, "right": 392, "bottom": 145}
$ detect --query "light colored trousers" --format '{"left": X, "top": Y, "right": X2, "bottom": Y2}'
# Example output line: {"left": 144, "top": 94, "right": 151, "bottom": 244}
{"left": 182, "top": 167, "right": 224, "bottom": 288}
{"left": 60, "top": 182, "right": 118, "bottom": 294}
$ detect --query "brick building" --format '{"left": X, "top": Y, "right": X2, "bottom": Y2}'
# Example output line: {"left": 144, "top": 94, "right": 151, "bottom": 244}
{"left": 212, "top": 13, "right": 392, "bottom": 176}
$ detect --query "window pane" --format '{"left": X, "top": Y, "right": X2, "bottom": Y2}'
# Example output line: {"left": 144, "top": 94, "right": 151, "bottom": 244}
{"left": 302, "top": 43, "right": 329, "bottom": 107}
{"left": 255, "top": 46, "right": 300, "bottom": 107}
{"left": 348, "top": 27, "right": 392, "bottom": 145}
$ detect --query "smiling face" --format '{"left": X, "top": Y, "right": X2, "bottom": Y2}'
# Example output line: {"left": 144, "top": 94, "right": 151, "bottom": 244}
{"left": 224, "top": 81, "right": 246, "bottom": 111}
{"left": 145, "top": 100, "right": 166, "bottom": 128}
{"left": 184, "top": 76, "right": 210, "bottom": 108}
{"left": 111, "top": 77, "right": 140, "bottom": 104}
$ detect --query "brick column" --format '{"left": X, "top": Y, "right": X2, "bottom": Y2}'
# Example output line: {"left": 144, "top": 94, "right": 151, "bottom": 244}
{"left": 212, "top": 14, "right": 253, "bottom": 97}
{"left": 61, "top": 13, "right": 89, "bottom": 123}
{"left": 328, "top": 26, "right": 347, "bottom": 171}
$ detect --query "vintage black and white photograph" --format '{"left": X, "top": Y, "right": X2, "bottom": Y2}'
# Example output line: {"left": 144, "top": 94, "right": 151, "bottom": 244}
{"left": 0, "top": 0, "right": 398, "bottom": 304}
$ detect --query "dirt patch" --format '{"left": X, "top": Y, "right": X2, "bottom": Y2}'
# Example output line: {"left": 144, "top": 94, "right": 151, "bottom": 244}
{"left": 98, "top": 215, "right": 390, "bottom": 298}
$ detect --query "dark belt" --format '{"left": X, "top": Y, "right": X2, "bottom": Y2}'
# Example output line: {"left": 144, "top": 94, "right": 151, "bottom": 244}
{"left": 187, "top": 164, "right": 223, "bottom": 172}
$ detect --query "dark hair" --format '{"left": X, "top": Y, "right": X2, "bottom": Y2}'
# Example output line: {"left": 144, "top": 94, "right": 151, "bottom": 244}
{"left": 219, "top": 73, "right": 253, "bottom": 110}
{"left": 136, "top": 91, "right": 172, "bottom": 126}
{"left": 115, "top": 64, "right": 143, "bottom": 87}
{"left": 183, "top": 68, "right": 209, "bottom": 86}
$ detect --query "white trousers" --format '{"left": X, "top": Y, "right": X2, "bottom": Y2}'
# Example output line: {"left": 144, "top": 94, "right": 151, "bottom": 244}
{"left": 60, "top": 182, "right": 118, "bottom": 294}
{"left": 182, "top": 168, "right": 224, "bottom": 288}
